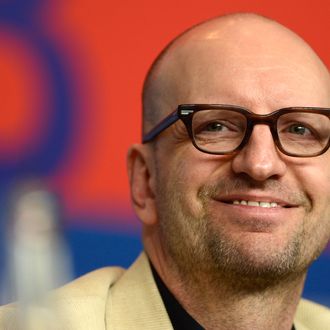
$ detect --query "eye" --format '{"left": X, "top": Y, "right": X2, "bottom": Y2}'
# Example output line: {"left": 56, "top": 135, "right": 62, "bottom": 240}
{"left": 203, "top": 122, "right": 228, "bottom": 132}
{"left": 192, "top": 110, "right": 247, "bottom": 142}
{"left": 287, "top": 124, "right": 312, "bottom": 136}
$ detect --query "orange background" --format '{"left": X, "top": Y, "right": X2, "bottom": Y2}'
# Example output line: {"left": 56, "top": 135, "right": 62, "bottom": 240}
{"left": 25, "top": 0, "right": 329, "bottom": 227}
{"left": 0, "top": 0, "right": 329, "bottom": 305}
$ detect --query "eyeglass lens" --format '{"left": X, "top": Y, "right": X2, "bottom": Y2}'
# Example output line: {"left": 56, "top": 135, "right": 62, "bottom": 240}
{"left": 191, "top": 109, "right": 330, "bottom": 156}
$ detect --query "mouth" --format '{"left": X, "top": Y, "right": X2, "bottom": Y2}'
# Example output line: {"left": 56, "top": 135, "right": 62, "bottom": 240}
{"left": 208, "top": 195, "right": 302, "bottom": 231}
{"left": 228, "top": 200, "right": 283, "bottom": 208}
{"left": 218, "top": 197, "right": 297, "bottom": 209}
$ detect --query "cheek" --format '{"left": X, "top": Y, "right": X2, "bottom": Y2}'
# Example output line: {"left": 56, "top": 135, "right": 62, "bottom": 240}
{"left": 294, "top": 159, "right": 330, "bottom": 206}
{"left": 160, "top": 147, "right": 231, "bottom": 214}
{"left": 294, "top": 159, "right": 330, "bottom": 239}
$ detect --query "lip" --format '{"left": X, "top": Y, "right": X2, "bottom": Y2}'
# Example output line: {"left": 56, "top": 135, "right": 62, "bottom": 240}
{"left": 209, "top": 195, "right": 301, "bottom": 231}
{"left": 214, "top": 194, "right": 299, "bottom": 208}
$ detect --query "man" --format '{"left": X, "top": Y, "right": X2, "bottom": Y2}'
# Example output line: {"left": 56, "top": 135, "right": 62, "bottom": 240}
{"left": 0, "top": 12, "right": 329, "bottom": 330}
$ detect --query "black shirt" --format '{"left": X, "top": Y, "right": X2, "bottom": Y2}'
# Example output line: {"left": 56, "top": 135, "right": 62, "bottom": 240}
{"left": 150, "top": 262, "right": 296, "bottom": 330}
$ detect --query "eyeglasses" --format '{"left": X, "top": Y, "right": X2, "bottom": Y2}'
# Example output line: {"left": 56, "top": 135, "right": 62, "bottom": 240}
{"left": 142, "top": 104, "right": 330, "bottom": 157}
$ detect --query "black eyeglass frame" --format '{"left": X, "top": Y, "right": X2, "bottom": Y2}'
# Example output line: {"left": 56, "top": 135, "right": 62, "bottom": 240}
{"left": 142, "top": 104, "right": 330, "bottom": 157}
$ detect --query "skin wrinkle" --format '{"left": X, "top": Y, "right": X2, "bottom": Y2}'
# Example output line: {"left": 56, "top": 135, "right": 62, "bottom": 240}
{"left": 159, "top": 168, "right": 311, "bottom": 288}
{"left": 132, "top": 13, "right": 330, "bottom": 330}
{"left": 198, "top": 178, "right": 311, "bottom": 271}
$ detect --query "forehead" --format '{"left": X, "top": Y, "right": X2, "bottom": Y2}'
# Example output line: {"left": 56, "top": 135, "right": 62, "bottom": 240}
{"left": 158, "top": 25, "right": 330, "bottom": 112}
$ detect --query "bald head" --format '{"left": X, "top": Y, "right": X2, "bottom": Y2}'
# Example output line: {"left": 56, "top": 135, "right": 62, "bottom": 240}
{"left": 142, "top": 13, "right": 330, "bottom": 134}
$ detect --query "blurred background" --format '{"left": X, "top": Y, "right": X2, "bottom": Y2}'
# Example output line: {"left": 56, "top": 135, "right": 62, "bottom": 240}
{"left": 0, "top": 0, "right": 329, "bottom": 306}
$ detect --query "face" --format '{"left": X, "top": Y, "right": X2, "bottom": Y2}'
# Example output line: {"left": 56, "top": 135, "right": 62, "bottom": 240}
{"left": 150, "top": 29, "right": 330, "bottom": 286}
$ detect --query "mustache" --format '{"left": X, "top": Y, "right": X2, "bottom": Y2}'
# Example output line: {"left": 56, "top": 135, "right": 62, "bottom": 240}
{"left": 198, "top": 175, "right": 311, "bottom": 207}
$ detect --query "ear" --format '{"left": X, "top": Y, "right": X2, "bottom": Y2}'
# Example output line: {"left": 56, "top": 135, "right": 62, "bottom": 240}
{"left": 127, "top": 144, "right": 157, "bottom": 225}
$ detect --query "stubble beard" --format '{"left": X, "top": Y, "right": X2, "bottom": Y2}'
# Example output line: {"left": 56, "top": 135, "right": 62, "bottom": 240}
{"left": 156, "top": 176, "right": 327, "bottom": 292}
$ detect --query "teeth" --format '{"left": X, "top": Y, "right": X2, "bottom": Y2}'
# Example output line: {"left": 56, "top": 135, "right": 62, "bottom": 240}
{"left": 232, "top": 200, "right": 278, "bottom": 208}
{"left": 248, "top": 201, "right": 259, "bottom": 207}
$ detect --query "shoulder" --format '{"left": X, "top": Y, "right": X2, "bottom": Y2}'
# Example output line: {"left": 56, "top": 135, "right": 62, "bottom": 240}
{"left": 53, "top": 265, "right": 125, "bottom": 298}
{"left": 295, "top": 298, "right": 330, "bottom": 330}
{"left": 0, "top": 265, "right": 126, "bottom": 329}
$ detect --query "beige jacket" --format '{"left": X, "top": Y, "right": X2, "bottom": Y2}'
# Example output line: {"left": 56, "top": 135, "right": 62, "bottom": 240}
{"left": 0, "top": 252, "right": 329, "bottom": 329}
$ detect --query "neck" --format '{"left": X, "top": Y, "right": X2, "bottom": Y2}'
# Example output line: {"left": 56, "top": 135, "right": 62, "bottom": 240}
{"left": 144, "top": 229, "right": 306, "bottom": 330}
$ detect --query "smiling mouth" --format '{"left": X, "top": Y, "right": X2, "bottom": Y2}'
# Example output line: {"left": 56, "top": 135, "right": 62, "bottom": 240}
{"left": 223, "top": 200, "right": 293, "bottom": 208}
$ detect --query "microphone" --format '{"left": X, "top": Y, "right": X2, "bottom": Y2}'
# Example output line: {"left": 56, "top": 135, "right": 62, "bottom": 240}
{"left": 4, "top": 182, "right": 73, "bottom": 329}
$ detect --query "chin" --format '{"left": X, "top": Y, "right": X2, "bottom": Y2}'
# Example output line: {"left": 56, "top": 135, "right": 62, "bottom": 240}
{"left": 206, "top": 229, "right": 309, "bottom": 283}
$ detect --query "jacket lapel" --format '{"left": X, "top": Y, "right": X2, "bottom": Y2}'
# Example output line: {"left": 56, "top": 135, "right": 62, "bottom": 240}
{"left": 106, "top": 252, "right": 173, "bottom": 330}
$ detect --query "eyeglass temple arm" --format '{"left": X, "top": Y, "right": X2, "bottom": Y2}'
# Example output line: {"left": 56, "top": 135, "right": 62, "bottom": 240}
{"left": 142, "top": 111, "right": 179, "bottom": 143}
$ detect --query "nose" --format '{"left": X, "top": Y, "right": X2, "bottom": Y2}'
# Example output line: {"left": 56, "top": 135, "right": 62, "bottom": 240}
{"left": 231, "top": 125, "right": 287, "bottom": 181}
